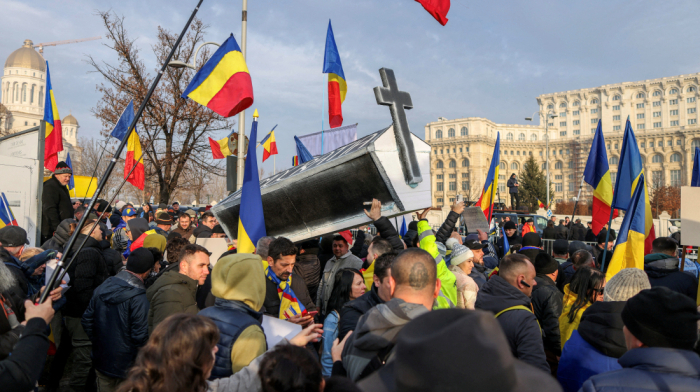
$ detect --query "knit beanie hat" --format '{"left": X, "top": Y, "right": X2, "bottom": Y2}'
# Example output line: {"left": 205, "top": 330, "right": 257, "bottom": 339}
{"left": 143, "top": 233, "right": 167, "bottom": 253}
{"left": 450, "top": 244, "right": 474, "bottom": 267}
{"left": 126, "top": 247, "right": 156, "bottom": 274}
{"left": 621, "top": 286, "right": 700, "bottom": 350}
{"left": 604, "top": 268, "right": 651, "bottom": 302}
{"left": 522, "top": 232, "right": 541, "bottom": 247}
{"left": 534, "top": 253, "right": 558, "bottom": 275}
{"left": 445, "top": 237, "right": 459, "bottom": 251}
{"left": 115, "top": 201, "right": 127, "bottom": 211}
{"left": 54, "top": 161, "right": 72, "bottom": 175}
{"left": 504, "top": 221, "right": 516, "bottom": 230}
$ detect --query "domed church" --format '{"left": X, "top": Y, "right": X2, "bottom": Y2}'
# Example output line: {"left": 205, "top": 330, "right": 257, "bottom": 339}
{"left": 1, "top": 39, "right": 81, "bottom": 163}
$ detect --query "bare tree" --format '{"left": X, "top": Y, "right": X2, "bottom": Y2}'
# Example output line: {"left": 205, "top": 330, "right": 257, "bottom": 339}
{"left": 88, "top": 11, "right": 233, "bottom": 204}
{"left": 0, "top": 104, "right": 11, "bottom": 137}
{"left": 74, "top": 138, "right": 124, "bottom": 201}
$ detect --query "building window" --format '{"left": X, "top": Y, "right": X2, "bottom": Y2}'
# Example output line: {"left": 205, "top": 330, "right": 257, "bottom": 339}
{"left": 449, "top": 159, "right": 456, "bottom": 168}
{"left": 573, "top": 129, "right": 580, "bottom": 135}
{"left": 653, "top": 101, "right": 661, "bottom": 107}
{"left": 670, "top": 153, "right": 681, "bottom": 162}
{"left": 436, "top": 174, "right": 443, "bottom": 179}
{"left": 689, "top": 108, "right": 697, "bottom": 114}
{"left": 531, "top": 134, "right": 538, "bottom": 141}
{"left": 437, "top": 198, "right": 443, "bottom": 204}
{"left": 609, "top": 156, "right": 619, "bottom": 165}
{"left": 461, "top": 181, "right": 469, "bottom": 191}
{"left": 670, "top": 88, "right": 679, "bottom": 94}
{"left": 555, "top": 161, "right": 563, "bottom": 169}
{"left": 462, "top": 173, "right": 468, "bottom": 178}
{"left": 437, "top": 182, "right": 444, "bottom": 191}
{"left": 449, "top": 173, "right": 456, "bottom": 179}
{"left": 670, "top": 99, "right": 678, "bottom": 105}
{"left": 547, "top": 104, "right": 554, "bottom": 109}
{"left": 24, "top": 121, "right": 28, "bottom": 126}
{"left": 555, "top": 183, "right": 562, "bottom": 192}
{"left": 555, "top": 174, "right": 562, "bottom": 180}
{"left": 651, "top": 141, "right": 656, "bottom": 147}
{"left": 573, "top": 110, "right": 579, "bottom": 115}
{"left": 517, "top": 151, "right": 520, "bottom": 155}
{"left": 436, "top": 160, "right": 443, "bottom": 168}
{"left": 636, "top": 113, "right": 645, "bottom": 119}
{"left": 591, "top": 108, "right": 599, "bottom": 114}
{"left": 591, "top": 128, "right": 596, "bottom": 133}
{"left": 506, "top": 132, "right": 513, "bottom": 140}
{"left": 548, "top": 122, "right": 554, "bottom": 126}
{"left": 448, "top": 128, "right": 455, "bottom": 138}
{"left": 449, "top": 198, "right": 455, "bottom": 203}
{"left": 500, "top": 162, "right": 506, "bottom": 170}
{"left": 518, "top": 133, "right": 525, "bottom": 141}
{"left": 542, "top": 163, "right": 547, "bottom": 170}
{"left": 613, "top": 115, "right": 621, "bottom": 121}
{"left": 689, "top": 119, "right": 697, "bottom": 125}
{"left": 688, "top": 87, "right": 697, "bottom": 93}
{"left": 559, "top": 121, "right": 566, "bottom": 127}
{"left": 671, "top": 120, "right": 679, "bottom": 126}
{"left": 651, "top": 171, "right": 663, "bottom": 186}
{"left": 652, "top": 154, "right": 663, "bottom": 163}
{"left": 449, "top": 182, "right": 456, "bottom": 191}
{"left": 539, "top": 151, "right": 543, "bottom": 156}
{"left": 573, "top": 120, "right": 580, "bottom": 125}
{"left": 611, "top": 172, "right": 617, "bottom": 184}
{"left": 440, "top": 149, "right": 443, "bottom": 154}
{"left": 670, "top": 109, "right": 679, "bottom": 116}
{"left": 569, "top": 182, "right": 575, "bottom": 192}
{"left": 568, "top": 161, "right": 574, "bottom": 168}
{"left": 636, "top": 92, "right": 645, "bottom": 99}
{"left": 688, "top": 97, "right": 696, "bottom": 103}
{"left": 559, "top": 112, "right": 566, "bottom": 117}
{"left": 560, "top": 102, "right": 567, "bottom": 108}
{"left": 511, "top": 162, "right": 518, "bottom": 170}
{"left": 636, "top": 103, "right": 644, "bottom": 109}
{"left": 670, "top": 170, "right": 681, "bottom": 187}
{"left": 568, "top": 174, "right": 574, "bottom": 180}
{"left": 613, "top": 105, "right": 620, "bottom": 111}
{"left": 653, "top": 111, "right": 661, "bottom": 117}
{"left": 677, "top": 139, "right": 682, "bottom": 145}
{"left": 654, "top": 122, "right": 661, "bottom": 128}
{"left": 591, "top": 119, "right": 598, "bottom": 124}
{"left": 436, "top": 129, "right": 443, "bottom": 139}
{"left": 462, "top": 159, "right": 469, "bottom": 167}
{"left": 613, "top": 125, "right": 621, "bottom": 131}
{"left": 591, "top": 99, "right": 599, "bottom": 104}
{"left": 653, "top": 90, "right": 661, "bottom": 96}
{"left": 559, "top": 131, "right": 565, "bottom": 136}
{"left": 613, "top": 95, "right": 621, "bottom": 101}
{"left": 614, "top": 143, "right": 619, "bottom": 149}
{"left": 641, "top": 142, "right": 646, "bottom": 148}
{"left": 461, "top": 127, "right": 468, "bottom": 136}
{"left": 638, "top": 124, "right": 645, "bottom": 129}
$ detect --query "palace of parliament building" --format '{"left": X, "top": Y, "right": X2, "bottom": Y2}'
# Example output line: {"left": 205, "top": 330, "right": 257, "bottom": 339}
{"left": 425, "top": 72, "right": 700, "bottom": 208}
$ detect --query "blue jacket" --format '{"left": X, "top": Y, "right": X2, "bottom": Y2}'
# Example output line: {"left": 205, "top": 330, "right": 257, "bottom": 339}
{"left": 557, "top": 330, "right": 621, "bottom": 392}
{"left": 82, "top": 270, "right": 150, "bottom": 379}
{"left": 580, "top": 347, "right": 700, "bottom": 392}
{"left": 198, "top": 298, "right": 265, "bottom": 380}
{"left": 320, "top": 310, "right": 339, "bottom": 377}
{"left": 644, "top": 253, "right": 698, "bottom": 301}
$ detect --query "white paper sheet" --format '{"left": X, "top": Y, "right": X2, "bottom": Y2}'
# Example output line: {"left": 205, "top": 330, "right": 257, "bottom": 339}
{"left": 261, "top": 315, "right": 302, "bottom": 348}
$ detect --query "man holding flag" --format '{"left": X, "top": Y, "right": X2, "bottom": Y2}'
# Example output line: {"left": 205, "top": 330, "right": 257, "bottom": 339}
{"left": 41, "top": 161, "right": 74, "bottom": 243}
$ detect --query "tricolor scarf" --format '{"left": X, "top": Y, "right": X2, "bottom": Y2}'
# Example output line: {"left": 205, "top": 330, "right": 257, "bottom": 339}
{"left": 360, "top": 261, "right": 375, "bottom": 291}
{"left": 265, "top": 266, "right": 307, "bottom": 319}
{"left": 130, "top": 229, "right": 157, "bottom": 252}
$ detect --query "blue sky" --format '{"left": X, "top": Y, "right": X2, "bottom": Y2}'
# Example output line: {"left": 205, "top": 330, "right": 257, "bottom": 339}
{"left": 2, "top": 0, "right": 699, "bottom": 173}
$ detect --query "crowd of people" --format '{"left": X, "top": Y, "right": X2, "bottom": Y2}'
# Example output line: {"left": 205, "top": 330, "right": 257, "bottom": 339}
{"left": 1, "top": 163, "right": 700, "bottom": 392}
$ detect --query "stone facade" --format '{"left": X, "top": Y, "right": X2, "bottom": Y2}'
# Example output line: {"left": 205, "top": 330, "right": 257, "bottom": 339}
{"left": 425, "top": 72, "right": 700, "bottom": 208}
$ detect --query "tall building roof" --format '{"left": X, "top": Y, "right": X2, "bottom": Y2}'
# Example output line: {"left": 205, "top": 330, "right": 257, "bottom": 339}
{"left": 4, "top": 40, "right": 46, "bottom": 72}
{"left": 63, "top": 113, "right": 78, "bottom": 125}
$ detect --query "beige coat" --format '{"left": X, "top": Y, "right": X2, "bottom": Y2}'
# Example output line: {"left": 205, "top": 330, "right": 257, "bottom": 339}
{"left": 448, "top": 265, "right": 479, "bottom": 310}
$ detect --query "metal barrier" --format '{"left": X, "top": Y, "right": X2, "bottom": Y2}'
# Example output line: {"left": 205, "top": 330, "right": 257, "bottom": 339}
{"left": 541, "top": 239, "right": 598, "bottom": 255}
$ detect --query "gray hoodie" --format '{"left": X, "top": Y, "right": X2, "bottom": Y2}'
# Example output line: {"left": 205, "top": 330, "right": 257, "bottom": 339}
{"left": 341, "top": 298, "right": 429, "bottom": 381}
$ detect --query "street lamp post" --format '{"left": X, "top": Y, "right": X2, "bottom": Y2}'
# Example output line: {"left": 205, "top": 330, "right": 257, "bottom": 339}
{"left": 526, "top": 110, "right": 557, "bottom": 209}
{"left": 236, "top": 0, "right": 249, "bottom": 191}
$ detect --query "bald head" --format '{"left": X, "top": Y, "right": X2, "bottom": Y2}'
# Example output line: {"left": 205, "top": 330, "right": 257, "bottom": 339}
{"left": 391, "top": 248, "right": 437, "bottom": 292}
{"left": 499, "top": 254, "right": 537, "bottom": 297}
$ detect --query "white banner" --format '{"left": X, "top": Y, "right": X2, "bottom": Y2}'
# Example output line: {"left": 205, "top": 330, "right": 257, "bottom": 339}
{"left": 298, "top": 123, "right": 357, "bottom": 156}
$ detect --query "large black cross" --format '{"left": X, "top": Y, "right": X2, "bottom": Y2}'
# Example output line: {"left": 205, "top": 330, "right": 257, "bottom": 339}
{"left": 374, "top": 68, "right": 422, "bottom": 186}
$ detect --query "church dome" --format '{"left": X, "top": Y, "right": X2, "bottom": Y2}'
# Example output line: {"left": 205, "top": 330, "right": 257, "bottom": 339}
{"left": 63, "top": 113, "right": 78, "bottom": 126}
{"left": 4, "top": 40, "right": 46, "bottom": 72}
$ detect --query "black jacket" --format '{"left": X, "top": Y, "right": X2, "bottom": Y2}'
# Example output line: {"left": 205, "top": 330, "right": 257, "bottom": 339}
{"left": 542, "top": 226, "right": 557, "bottom": 240}
{"left": 643, "top": 253, "right": 698, "bottom": 300}
{"left": 434, "top": 211, "right": 460, "bottom": 245}
{"left": 193, "top": 224, "right": 213, "bottom": 239}
{"left": 41, "top": 176, "right": 74, "bottom": 238}
{"left": 41, "top": 218, "right": 76, "bottom": 252}
{"left": 497, "top": 234, "right": 522, "bottom": 258}
{"left": 350, "top": 230, "right": 367, "bottom": 259}
{"left": 338, "top": 285, "right": 384, "bottom": 341}
{"left": 263, "top": 272, "right": 316, "bottom": 317}
{"left": 373, "top": 217, "right": 405, "bottom": 252}
{"left": 532, "top": 275, "right": 564, "bottom": 355}
{"left": 591, "top": 245, "right": 613, "bottom": 272}
{"left": 100, "top": 241, "right": 124, "bottom": 277}
{"left": 0, "top": 318, "right": 49, "bottom": 392}
{"left": 82, "top": 270, "right": 149, "bottom": 379}
{"left": 1, "top": 252, "right": 31, "bottom": 322}
{"left": 578, "top": 301, "right": 626, "bottom": 359}
{"left": 294, "top": 252, "right": 321, "bottom": 302}
{"left": 63, "top": 235, "right": 109, "bottom": 318}
{"left": 555, "top": 225, "right": 569, "bottom": 239}
{"left": 474, "top": 275, "right": 549, "bottom": 373}
{"left": 585, "top": 229, "right": 597, "bottom": 242}
{"left": 507, "top": 177, "right": 518, "bottom": 193}
{"left": 571, "top": 223, "right": 587, "bottom": 241}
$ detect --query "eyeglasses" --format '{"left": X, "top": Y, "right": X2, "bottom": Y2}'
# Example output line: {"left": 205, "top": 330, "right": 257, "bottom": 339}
{"left": 595, "top": 287, "right": 605, "bottom": 294}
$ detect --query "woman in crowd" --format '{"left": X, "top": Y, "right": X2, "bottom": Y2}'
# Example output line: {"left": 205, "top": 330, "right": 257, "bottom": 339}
{"left": 559, "top": 267, "right": 605, "bottom": 349}
{"left": 447, "top": 244, "right": 479, "bottom": 309}
{"left": 320, "top": 268, "right": 365, "bottom": 377}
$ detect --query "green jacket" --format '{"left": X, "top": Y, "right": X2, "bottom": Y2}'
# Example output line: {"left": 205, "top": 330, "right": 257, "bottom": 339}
{"left": 146, "top": 269, "right": 199, "bottom": 334}
{"left": 417, "top": 220, "right": 457, "bottom": 309}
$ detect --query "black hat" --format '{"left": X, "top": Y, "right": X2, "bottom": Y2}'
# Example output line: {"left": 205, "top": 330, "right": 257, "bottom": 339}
{"left": 212, "top": 224, "right": 225, "bottom": 234}
{"left": 0, "top": 226, "right": 29, "bottom": 247}
{"left": 597, "top": 229, "right": 615, "bottom": 244}
{"left": 526, "top": 218, "right": 534, "bottom": 223}
{"left": 155, "top": 211, "right": 173, "bottom": 225}
{"left": 553, "top": 239, "right": 569, "bottom": 255}
{"left": 358, "top": 309, "right": 562, "bottom": 392}
{"left": 534, "top": 253, "right": 558, "bottom": 275}
{"left": 522, "top": 232, "right": 541, "bottom": 247}
{"left": 172, "top": 201, "right": 179, "bottom": 206}
{"left": 109, "top": 215, "right": 121, "bottom": 227}
{"left": 126, "top": 248, "right": 156, "bottom": 274}
{"left": 621, "top": 286, "right": 700, "bottom": 350}
{"left": 54, "top": 161, "right": 72, "bottom": 175}
{"left": 568, "top": 240, "right": 587, "bottom": 255}
{"left": 167, "top": 231, "right": 182, "bottom": 242}
{"left": 504, "top": 221, "right": 517, "bottom": 230}
{"left": 158, "top": 203, "right": 167, "bottom": 209}
{"left": 198, "top": 207, "right": 206, "bottom": 213}
{"left": 94, "top": 199, "right": 111, "bottom": 213}
{"left": 465, "top": 240, "right": 488, "bottom": 250}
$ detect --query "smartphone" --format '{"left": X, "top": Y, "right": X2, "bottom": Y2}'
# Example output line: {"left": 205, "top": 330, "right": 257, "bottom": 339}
{"left": 307, "top": 310, "right": 319, "bottom": 317}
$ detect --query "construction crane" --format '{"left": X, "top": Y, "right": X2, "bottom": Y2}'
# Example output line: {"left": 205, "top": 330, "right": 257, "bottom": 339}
{"left": 33, "top": 37, "right": 102, "bottom": 54}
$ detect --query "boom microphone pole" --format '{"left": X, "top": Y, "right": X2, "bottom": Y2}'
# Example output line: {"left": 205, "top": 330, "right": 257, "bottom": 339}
{"left": 41, "top": 0, "right": 206, "bottom": 303}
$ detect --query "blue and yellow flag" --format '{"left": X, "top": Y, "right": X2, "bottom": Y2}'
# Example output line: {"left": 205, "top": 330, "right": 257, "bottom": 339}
{"left": 476, "top": 132, "right": 500, "bottom": 220}
{"left": 606, "top": 174, "right": 647, "bottom": 280}
{"left": 612, "top": 118, "right": 655, "bottom": 254}
{"left": 0, "top": 193, "right": 17, "bottom": 229}
{"left": 66, "top": 152, "right": 75, "bottom": 193}
{"left": 692, "top": 147, "right": 700, "bottom": 187}
{"left": 584, "top": 120, "right": 617, "bottom": 235}
{"left": 400, "top": 216, "right": 407, "bottom": 238}
{"left": 237, "top": 110, "right": 266, "bottom": 254}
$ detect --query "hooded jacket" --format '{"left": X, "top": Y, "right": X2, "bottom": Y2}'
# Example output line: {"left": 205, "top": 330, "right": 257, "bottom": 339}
{"left": 580, "top": 347, "right": 700, "bottom": 392}
{"left": 643, "top": 253, "right": 698, "bottom": 300}
{"left": 474, "top": 275, "right": 550, "bottom": 373}
{"left": 338, "top": 284, "right": 385, "bottom": 341}
{"left": 82, "top": 270, "right": 149, "bottom": 378}
{"left": 193, "top": 224, "right": 213, "bottom": 239}
{"left": 41, "top": 218, "right": 76, "bottom": 251}
{"left": 64, "top": 235, "right": 109, "bottom": 318}
{"left": 41, "top": 176, "right": 74, "bottom": 239}
{"left": 146, "top": 268, "right": 199, "bottom": 333}
{"left": 341, "top": 298, "right": 429, "bottom": 381}
{"left": 199, "top": 254, "right": 267, "bottom": 378}
{"left": 557, "top": 302, "right": 626, "bottom": 392}
{"left": 532, "top": 274, "right": 563, "bottom": 356}
{"left": 559, "top": 284, "right": 592, "bottom": 350}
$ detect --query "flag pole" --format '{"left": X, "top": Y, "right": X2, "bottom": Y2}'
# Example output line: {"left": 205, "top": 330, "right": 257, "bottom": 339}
{"left": 599, "top": 197, "right": 616, "bottom": 272}
{"left": 235, "top": 0, "right": 248, "bottom": 191}
{"left": 568, "top": 174, "right": 585, "bottom": 239}
{"left": 82, "top": 136, "right": 110, "bottom": 200}
{"left": 41, "top": 0, "right": 206, "bottom": 304}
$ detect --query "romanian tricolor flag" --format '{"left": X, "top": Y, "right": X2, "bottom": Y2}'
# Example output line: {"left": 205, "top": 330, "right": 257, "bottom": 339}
{"left": 292, "top": 156, "right": 299, "bottom": 166}
{"left": 43, "top": 61, "right": 63, "bottom": 172}
{"left": 182, "top": 34, "right": 253, "bottom": 118}
{"left": 361, "top": 261, "right": 375, "bottom": 291}
{"left": 260, "top": 125, "right": 278, "bottom": 162}
{"left": 124, "top": 129, "right": 145, "bottom": 190}
{"left": 322, "top": 21, "right": 347, "bottom": 129}
{"left": 208, "top": 136, "right": 232, "bottom": 159}
{"left": 265, "top": 266, "right": 307, "bottom": 319}
{"left": 537, "top": 199, "right": 546, "bottom": 209}
{"left": 0, "top": 193, "right": 18, "bottom": 229}
{"left": 237, "top": 110, "right": 266, "bottom": 254}
{"left": 584, "top": 120, "right": 618, "bottom": 236}
{"left": 606, "top": 175, "right": 648, "bottom": 280}
{"left": 612, "top": 118, "right": 655, "bottom": 254}
{"left": 476, "top": 133, "right": 500, "bottom": 220}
